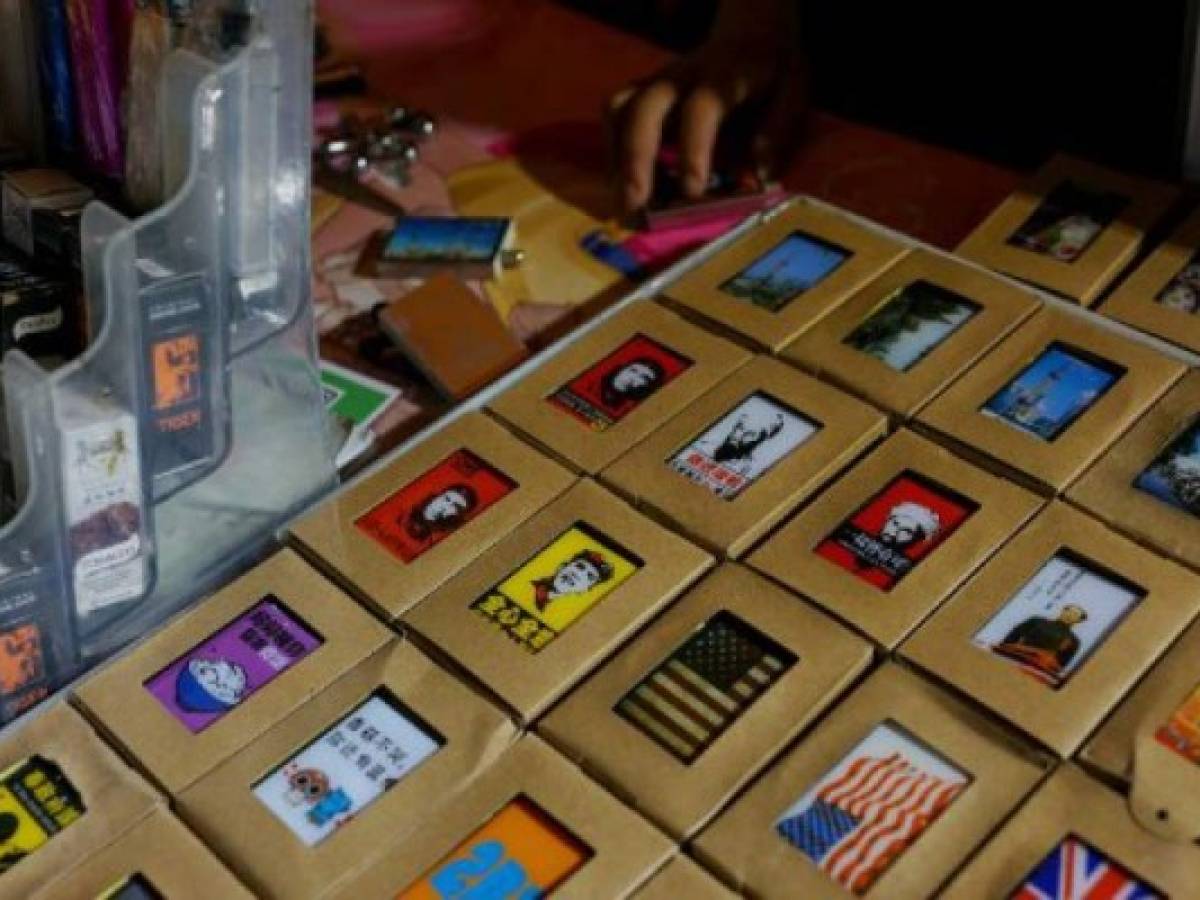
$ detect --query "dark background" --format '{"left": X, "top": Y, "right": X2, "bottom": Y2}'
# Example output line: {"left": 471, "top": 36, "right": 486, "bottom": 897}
{"left": 561, "top": 1, "right": 1195, "bottom": 178}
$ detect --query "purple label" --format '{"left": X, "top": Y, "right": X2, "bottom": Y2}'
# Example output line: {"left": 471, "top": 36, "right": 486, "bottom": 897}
{"left": 144, "top": 596, "right": 323, "bottom": 734}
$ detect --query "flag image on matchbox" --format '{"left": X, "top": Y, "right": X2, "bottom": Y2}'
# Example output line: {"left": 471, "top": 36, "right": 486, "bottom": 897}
{"left": 489, "top": 301, "right": 751, "bottom": 474}
{"left": 942, "top": 765, "right": 1200, "bottom": 899}
{"left": 603, "top": 356, "right": 886, "bottom": 557}
{"left": 901, "top": 502, "right": 1200, "bottom": 756}
{"left": 782, "top": 249, "right": 1040, "bottom": 418}
{"left": 956, "top": 154, "right": 1178, "bottom": 305}
{"left": 538, "top": 564, "right": 871, "bottom": 840}
{"left": 917, "top": 308, "right": 1185, "bottom": 493}
{"left": 288, "top": 412, "right": 575, "bottom": 619}
{"left": 749, "top": 429, "right": 1042, "bottom": 649}
{"left": 693, "top": 664, "right": 1049, "bottom": 899}
{"left": 1069, "top": 371, "right": 1200, "bottom": 572}
{"left": 662, "top": 200, "right": 907, "bottom": 351}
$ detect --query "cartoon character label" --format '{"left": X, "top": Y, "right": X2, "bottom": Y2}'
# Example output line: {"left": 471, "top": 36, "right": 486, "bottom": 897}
{"left": 471, "top": 523, "right": 641, "bottom": 654}
{"left": 546, "top": 334, "right": 692, "bottom": 432}
{"left": 1012, "top": 835, "right": 1163, "bottom": 899}
{"left": 720, "top": 231, "right": 849, "bottom": 312}
{"left": 396, "top": 796, "right": 592, "bottom": 899}
{"left": 144, "top": 596, "right": 323, "bottom": 734}
{"left": 775, "top": 721, "right": 967, "bottom": 895}
{"left": 1155, "top": 682, "right": 1200, "bottom": 766}
{"left": 253, "top": 692, "right": 442, "bottom": 847}
{"left": 972, "top": 553, "right": 1144, "bottom": 690}
{"left": 0, "top": 756, "right": 85, "bottom": 874}
{"left": 816, "top": 472, "right": 978, "bottom": 591}
{"left": 668, "top": 392, "right": 819, "bottom": 500}
{"left": 356, "top": 448, "right": 518, "bottom": 564}
{"left": 1006, "top": 180, "right": 1129, "bottom": 263}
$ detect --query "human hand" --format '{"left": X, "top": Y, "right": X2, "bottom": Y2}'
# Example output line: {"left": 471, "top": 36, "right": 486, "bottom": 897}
{"left": 609, "top": 0, "right": 808, "bottom": 214}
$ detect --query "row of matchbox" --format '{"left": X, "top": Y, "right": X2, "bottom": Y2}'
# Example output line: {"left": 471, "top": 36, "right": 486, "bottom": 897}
{"left": 9, "top": 195, "right": 1200, "bottom": 898}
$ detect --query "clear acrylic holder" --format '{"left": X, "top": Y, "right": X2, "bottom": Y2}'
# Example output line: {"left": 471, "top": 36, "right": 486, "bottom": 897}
{"left": 0, "top": 0, "right": 335, "bottom": 711}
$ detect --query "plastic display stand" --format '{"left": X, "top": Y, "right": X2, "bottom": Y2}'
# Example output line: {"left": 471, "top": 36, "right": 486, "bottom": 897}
{"left": 0, "top": 0, "right": 336, "bottom": 720}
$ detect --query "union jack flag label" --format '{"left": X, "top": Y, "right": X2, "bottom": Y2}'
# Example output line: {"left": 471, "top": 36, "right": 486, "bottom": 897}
{"left": 1012, "top": 835, "right": 1163, "bottom": 900}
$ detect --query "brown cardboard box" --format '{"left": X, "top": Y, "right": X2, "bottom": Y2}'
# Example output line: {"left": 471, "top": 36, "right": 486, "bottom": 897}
{"left": 693, "top": 664, "right": 1049, "bottom": 899}
{"left": 176, "top": 640, "right": 516, "bottom": 900}
{"left": 942, "top": 765, "right": 1200, "bottom": 899}
{"left": 901, "top": 502, "right": 1200, "bottom": 757}
{"left": 1100, "top": 206, "right": 1200, "bottom": 352}
{"left": 405, "top": 480, "right": 713, "bottom": 723}
{"left": 326, "top": 735, "right": 675, "bottom": 900}
{"left": 75, "top": 549, "right": 393, "bottom": 797}
{"left": 917, "top": 307, "right": 1185, "bottom": 494}
{"left": 488, "top": 301, "right": 751, "bottom": 474}
{"left": 1069, "top": 370, "right": 1200, "bottom": 571}
{"left": 632, "top": 855, "right": 735, "bottom": 899}
{"left": 749, "top": 430, "right": 1044, "bottom": 649}
{"left": 603, "top": 356, "right": 887, "bottom": 558}
{"left": 0, "top": 703, "right": 161, "bottom": 899}
{"left": 661, "top": 201, "right": 908, "bottom": 352}
{"left": 782, "top": 249, "right": 1041, "bottom": 419}
{"left": 539, "top": 564, "right": 872, "bottom": 840}
{"left": 289, "top": 412, "right": 575, "bottom": 619}
{"left": 956, "top": 154, "right": 1179, "bottom": 305}
{"left": 30, "top": 807, "right": 251, "bottom": 899}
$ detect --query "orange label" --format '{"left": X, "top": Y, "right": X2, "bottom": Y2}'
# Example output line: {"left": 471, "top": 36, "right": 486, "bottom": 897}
{"left": 1157, "top": 684, "right": 1200, "bottom": 765}
{"left": 152, "top": 335, "right": 202, "bottom": 411}
{"left": 397, "top": 797, "right": 591, "bottom": 899}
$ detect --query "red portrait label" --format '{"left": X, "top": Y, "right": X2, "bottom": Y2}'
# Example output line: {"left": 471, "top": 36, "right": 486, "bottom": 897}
{"left": 356, "top": 449, "right": 518, "bottom": 564}
{"left": 816, "top": 473, "right": 977, "bottom": 591}
{"left": 547, "top": 334, "right": 692, "bottom": 432}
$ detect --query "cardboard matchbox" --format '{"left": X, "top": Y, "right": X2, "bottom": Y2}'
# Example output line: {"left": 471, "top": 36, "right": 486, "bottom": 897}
{"left": 75, "top": 549, "right": 393, "bottom": 797}
{"left": 405, "top": 480, "right": 713, "bottom": 723}
{"left": 602, "top": 356, "right": 887, "bottom": 558}
{"left": 749, "top": 429, "right": 1044, "bottom": 649}
{"left": 0, "top": 703, "right": 162, "bottom": 900}
{"left": 539, "top": 564, "right": 872, "bottom": 840}
{"left": 692, "top": 664, "right": 1050, "bottom": 899}
{"left": 632, "top": 855, "right": 736, "bottom": 899}
{"left": 1069, "top": 370, "right": 1200, "bottom": 571}
{"left": 289, "top": 411, "right": 575, "bottom": 620}
{"left": 782, "top": 248, "right": 1041, "bottom": 419}
{"left": 176, "top": 640, "right": 516, "bottom": 900}
{"left": 326, "top": 735, "right": 675, "bottom": 900}
{"left": 917, "top": 307, "right": 1186, "bottom": 494}
{"left": 901, "top": 502, "right": 1200, "bottom": 757}
{"left": 1100, "top": 205, "right": 1200, "bottom": 352}
{"left": 942, "top": 765, "right": 1200, "bottom": 898}
{"left": 488, "top": 301, "right": 751, "bottom": 474}
{"left": 31, "top": 807, "right": 251, "bottom": 899}
{"left": 956, "top": 154, "right": 1179, "bottom": 305}
{"left": 661, "top": 200, "right": 908, "bottom": 352}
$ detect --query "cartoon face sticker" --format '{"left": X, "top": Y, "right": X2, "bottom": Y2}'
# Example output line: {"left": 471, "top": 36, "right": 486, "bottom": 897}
{"left": 284, "top": 765, "right": 330, "bottom": 807}
{"left": 175, "top": 658, "right": 249, "bottom": 714}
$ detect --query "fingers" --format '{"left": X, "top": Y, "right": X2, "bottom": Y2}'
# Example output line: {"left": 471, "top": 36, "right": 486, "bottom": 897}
{"left": 678, "top": 85, "right": 730, "bottom": 199}
{"left": 751, "top": 60, "right": 810, "bottom": 182}
{"left": 616, "top": 79, "right": 681, "bottom": 212}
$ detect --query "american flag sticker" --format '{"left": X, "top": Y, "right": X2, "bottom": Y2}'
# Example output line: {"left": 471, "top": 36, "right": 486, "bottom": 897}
{"left": 615, "top": 612, "right": 795, "bottom": 764}
{"left": 1013, "top": 835, "right": 1163, "bottom": 900}
{"left": 775, "top": 721, "right": 968, "bottom": 895}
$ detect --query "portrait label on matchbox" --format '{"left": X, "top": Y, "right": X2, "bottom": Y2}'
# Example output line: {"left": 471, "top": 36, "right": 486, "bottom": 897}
{"left": 397, "top": 796, "right": 592, "bottom": 899}
{"left": 668, "top": 392, "right": 819, "bottom": 501}
{"left": 1155, "top": 251, "right": 1200, "bottom": 316}
{"left": 471, "top": 523, "right": 641, "bottom": 654}
{"left": 615, "top": 611, "right": 795, "bottom": 764}
{"left": 1006, "top": 180, "right": 1129, "bottom": 263}
{"left": 981, "top": 344, "right": 1124, "bottom": 442}
{"left": 1134, "top": 418, "right": 1200, "bottom": 518}
{"left": 816, "top": 473, "right": 978, "bottom": 591}
{"left": 843, "top": 280, "right": 981, "bottom": 372}
{"left": 253, "top": 691, "right": 442, "bottom": 847}
{"left": 971, "top": 554, "right": 1144, "bottom": 690}
{"left": 0, "top": 756, "right": 86, "bottom": 874}
{"left": 774, "top": 721, "right": 968, "bottom": 896}
{"left": 720, "top": 231, "right": 849, "bottom": 312}
{"left": 355, "top": 448, "right": 518, "bottom": 564}
{"left": 1013, "top": 835, "right": 1163, "bottom": 900}
{"left": 144, "top": 596, "right": 323, "bottom": 734}
{"left": 546, "top": 334, "right": 692, "bottom": 432}
{"left": 1155, "top": 683, "right": 1200, "bottom": 766}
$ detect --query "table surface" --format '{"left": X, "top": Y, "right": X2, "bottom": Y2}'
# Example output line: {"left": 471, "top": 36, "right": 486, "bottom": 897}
{"left": 318, "top": 0, "right": 1022, "bottom": 250}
